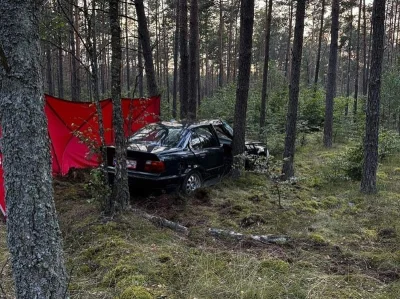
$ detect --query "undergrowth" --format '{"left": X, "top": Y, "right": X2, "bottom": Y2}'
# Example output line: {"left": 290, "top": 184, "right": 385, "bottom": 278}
{"left": 1, "top": 134, "right": 400, "bottom": 298}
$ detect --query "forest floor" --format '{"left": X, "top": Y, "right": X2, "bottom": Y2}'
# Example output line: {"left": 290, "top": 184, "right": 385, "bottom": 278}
{"left": 1, "top": 133, "right": 400, "bottom": 299}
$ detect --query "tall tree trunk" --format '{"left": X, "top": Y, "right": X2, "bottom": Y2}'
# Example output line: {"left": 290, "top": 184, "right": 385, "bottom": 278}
{"left": 281, "top": 0, "right": 307, "bottom": 180}
{"left": 188, "top": 0, "right": 199, "bottom": 120}
{"left": 354, "top": 0, "right": 362, "bottom": 117}
{"left": 232, "top": 0, "right": 255, "bottom": 156}
{"left": 0, "top": 1, "right": 68, "bottom": 297}
{"left": 135, "top": 0, "right": 158, "bottom": 97}
{"left": 361, "top": 0, "right": 386, "bottom": 194}
{"left": 362, "top": 0, "right": 368, "bottom": 95}
{"left": 314, "top": 0, "right": 325, "bottom": 90}
{"left": 284, "top": 0, "right": 293, "bottom": 79}
{"left": 323, "top": 0, "right": 340, "bottom": 148}
{"left": 259, "top": 0, "right": 273, "bottom": 132}
{"left": 74, "top": 0, "right": 81, "bottom": 100}
{"left": 173, "top": 26, "right": 179, "bottom": 118}
{"left": 125, "top": 0, "right": 131, "bottom": 94}
{"left": 138, "top": 38, "right": 144, "bottom": 97}
{"left": 179, "top": 0, "right": 189, "bottom": 119}
{"left": 345, "top": 8, "right": 353, "bottom": 116}
{"left": 46, "top": 43, "right": 55, "bottom": 95}
{"left": 218, "top": 0, "right": 224, "bottom": 88}
{"left": 57, "top": 35, "right": 64, "bottom": 98}
{"left": 110, "top": 0, "right": 129, "bottom": 213}
{"left": 70, "top": 0, "right": 78, "bottom": 100}
{"left": 82, "top": 0, "right": 108, "bottom": 191}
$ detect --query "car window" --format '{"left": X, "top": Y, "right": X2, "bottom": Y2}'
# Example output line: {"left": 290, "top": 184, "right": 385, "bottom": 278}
{"left": 190, "top": 127, "right": 219, "bottom": 150}
{"left": 214, "top": 125, "right": 232, "bottom": 141}
{"left": 128, "top": 123, "right": 184, "bottom": 147}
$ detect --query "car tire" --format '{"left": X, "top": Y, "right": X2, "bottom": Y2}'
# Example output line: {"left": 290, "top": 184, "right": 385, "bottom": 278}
{"left": 181, "top": 170, "right": 202, "bottom": 195}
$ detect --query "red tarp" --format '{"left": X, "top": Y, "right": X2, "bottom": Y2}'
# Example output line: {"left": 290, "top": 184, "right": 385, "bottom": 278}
{"left": 0, "top": 94, "right": 160, "bottom": 216}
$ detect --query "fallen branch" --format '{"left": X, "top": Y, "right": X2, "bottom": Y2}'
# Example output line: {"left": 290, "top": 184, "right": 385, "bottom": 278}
{"left": 209, "top": 228, "right": 290, "bottom": 245}
{"left": 0, "top": 257, "right": 9, "bottom": 298}
{"left": 131, "top": 208, "right": 189, "bottom": 235}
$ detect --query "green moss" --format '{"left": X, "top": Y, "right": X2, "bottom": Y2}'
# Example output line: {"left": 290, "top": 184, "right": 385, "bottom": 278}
{"left": 116, "top": 275, "right": 147, "bottom": 290}
{"left": 321, "top": 196, "right": 342, "bottom": 209}
{"left": 117, "top": 286, "right": 152, "bottom": 299}
{"left": 102, "top": 265, "right": 137, "bottom": 287}
{"left": 259, "top": 259, "right": 290, "bottom": 274}
{"left": 309, "top": 233, "right": 328, "bottom": 245}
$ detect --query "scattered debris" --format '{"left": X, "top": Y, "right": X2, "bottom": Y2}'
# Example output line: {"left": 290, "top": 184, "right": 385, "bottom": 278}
{"left": 131, "top": 208, "right": 189, "bottom": 235}
{"left": 209, "top": 228, "right": 290, "bottom": 245}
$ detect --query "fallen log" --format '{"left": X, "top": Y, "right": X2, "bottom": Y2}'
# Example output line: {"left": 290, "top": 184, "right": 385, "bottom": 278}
{"left": 131, "top": 208, "right": 189, "bottom": 235}
{"left": 209, "top": 228, "right": 289, "bottom": 245}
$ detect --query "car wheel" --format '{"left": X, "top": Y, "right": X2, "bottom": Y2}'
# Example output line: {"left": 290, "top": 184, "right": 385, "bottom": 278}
{"left": 181, "top": 170, "right": 202, "bottom": 195}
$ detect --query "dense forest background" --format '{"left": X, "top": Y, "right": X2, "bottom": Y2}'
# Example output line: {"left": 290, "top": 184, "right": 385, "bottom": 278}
{"left": 40, "top": 0, "right": 399, "bottom": 142}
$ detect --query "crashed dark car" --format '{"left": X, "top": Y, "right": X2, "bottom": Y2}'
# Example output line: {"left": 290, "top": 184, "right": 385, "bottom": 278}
{"left": 107, "top": 121, "right": 231, "bottom": 194}
{"left": 205, "top": 119, "right": 269, "bottom": 157}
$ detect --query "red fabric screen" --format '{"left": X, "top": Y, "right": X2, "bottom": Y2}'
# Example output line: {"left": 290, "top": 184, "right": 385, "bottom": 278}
{"left": 0, "top": 95, "right": 160, "bottom": 216}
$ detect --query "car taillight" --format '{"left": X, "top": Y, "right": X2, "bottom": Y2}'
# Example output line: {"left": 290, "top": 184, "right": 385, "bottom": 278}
{"left": 144, "top": 160, "right": 165, "bottom": 173}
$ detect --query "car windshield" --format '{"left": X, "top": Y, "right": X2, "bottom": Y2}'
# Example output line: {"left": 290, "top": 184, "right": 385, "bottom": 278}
{"left": 128, "top": 123, "right": 185, "bottom": 147}
{"left": 222, "top": 120, "right": 234, "bottom": 136}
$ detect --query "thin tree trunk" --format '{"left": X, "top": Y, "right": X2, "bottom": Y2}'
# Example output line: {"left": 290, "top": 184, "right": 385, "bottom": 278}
{"left": 362, "top": 0, "right": 368, "bottom": 95}
{"left": 109, "top": 0, "right": 129, "bottom": 213}
{"left": 125, "top": 0, "right": 130, "bottom": 94}
{"left": 361, "top": 0, "right": 386, "bottom": 194}
{"left": 314, "top": 0, "right": 325, "bottom": 90}
{"left": 138, "top": 38, "right": 144, "bottom": 97}
{"left": 354, "top": 0, "right": 362, "bottom": 117}
{"left": 179, "top": 0, "right": 189, "bottom": 119}
{"left": 46, "top": 43, "right": 55, "bottom": 95}
{"left": 188, "top": 0, "right": 199, "bottom": 120}
{"left": 135, "top": 0, "right": 158, "bottom": 97}
{"left": 218, "top": 0, "right": 224, "bottom": 88}
{"left": 0, "top": 1, "right": 69, "bottom": 297}
{"left": 323, "top": 0, "right": 340, "bottom": 148}
{"left": 70, "top": 0, "right": 78, "bottom": 100}
{"left": 284, "top": 0, "right": 293, "bottom": 79}
{"left": 259, "top": 0, "right": 273, "bottom": 132}
{"left": 173, "top": 27, "right": 179, "bottom": 118}
{"left": 281, "top": 0, "right": 307, "bottom": 179}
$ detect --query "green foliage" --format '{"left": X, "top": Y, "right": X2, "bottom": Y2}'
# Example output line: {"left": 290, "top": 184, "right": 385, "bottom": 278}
{"left": 298, "top": 87, "right": 325, "bottom": 128}
{"left": 118, "top": 286, "right": 152, "bottom": 299}
{"left": 323, "top": 129, "right": 400, "bottom": 181}
{"left": 84, "top": 168, "right": 111, "bottom": 206}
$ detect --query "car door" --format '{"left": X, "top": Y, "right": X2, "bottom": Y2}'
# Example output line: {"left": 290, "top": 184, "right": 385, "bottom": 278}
{"left": 189, "top": 126, "right": 224, "bottom": 178}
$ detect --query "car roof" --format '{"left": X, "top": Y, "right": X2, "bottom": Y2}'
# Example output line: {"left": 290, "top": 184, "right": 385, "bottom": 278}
{"left": 157, "top": 120, "right": 217, "bottom": 130}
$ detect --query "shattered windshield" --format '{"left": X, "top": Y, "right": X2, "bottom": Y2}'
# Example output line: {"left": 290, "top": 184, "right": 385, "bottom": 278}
{"left": 128, "top": 123, "right": 185, "bottom": 147}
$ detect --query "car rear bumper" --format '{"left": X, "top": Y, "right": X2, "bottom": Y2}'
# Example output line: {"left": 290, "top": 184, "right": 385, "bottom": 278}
{"left": 107, "top": 167, "right": 184, "bottom": 190}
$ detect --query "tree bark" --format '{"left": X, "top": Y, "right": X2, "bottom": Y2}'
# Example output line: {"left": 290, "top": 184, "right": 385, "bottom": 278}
{"left": 218, "top": 0, "right": 224, "bottom": 88}
{"left": 188, "top": 0, "right": 199, "bottom": 120}
{"left": 284, "top": 0, "right": 293, "bottom": 79}
{"left": 260, "top": 0, "right": 273, "bottom": 132}
{"left": 323, "top": 0, "right": 340, "bottom": 148}
{"left": 314, "top": 0, "right": 325, "bottom": 90}
{"left": 179, "top": 0, "right": 189, "bottom": 119}
{"left": 354, "top": 0, "right": 362, "bottom": 117}
{"left": 69, "top": 0, "right": 78, "bottom": 101}
{"left": 281, "top": 0, "right": 307, "bottom": 180}
{"left": 0, "top": 1, "right": 68, "bottom": 297}
{"left": 109, "top": 0, "right": 129, "bottom": 213}
{"left": 46, "top": 42, "right": 55, "bottom": 95}
{"left": 232, "top": 0, "right": 255, "bottom": 156}
{"left": 361, "top": 0, "right": 386, "bottom": 194}
{"left": 135, "top": 0, "right": 158, "bottom": 97}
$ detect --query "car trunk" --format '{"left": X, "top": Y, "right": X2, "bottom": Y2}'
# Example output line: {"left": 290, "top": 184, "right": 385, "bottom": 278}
{"left": 107, "top": 147, "right": 161, "bottom": 172}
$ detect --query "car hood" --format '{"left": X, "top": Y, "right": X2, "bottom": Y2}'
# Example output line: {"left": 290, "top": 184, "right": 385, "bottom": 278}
{"left": 127, "top": 143, "right": 182, "bottom": 154}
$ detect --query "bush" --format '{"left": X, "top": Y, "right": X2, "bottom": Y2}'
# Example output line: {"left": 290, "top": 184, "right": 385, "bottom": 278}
{"left": 324, "top": 129, "right": 400, "bottom": 181}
